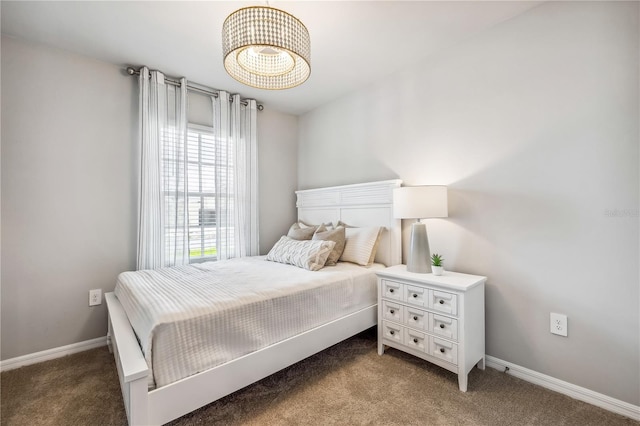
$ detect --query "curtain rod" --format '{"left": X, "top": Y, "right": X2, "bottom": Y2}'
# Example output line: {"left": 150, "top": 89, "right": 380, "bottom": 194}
{"left": 126, "top": 67, "right": 264, "bottom": 111}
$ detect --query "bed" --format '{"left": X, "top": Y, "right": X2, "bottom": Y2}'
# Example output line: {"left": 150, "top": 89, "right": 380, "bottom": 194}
{"left": 106, "top": 179, "right": 402, "bottom": 425}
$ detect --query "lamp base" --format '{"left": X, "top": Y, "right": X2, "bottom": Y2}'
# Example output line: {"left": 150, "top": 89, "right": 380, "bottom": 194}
{"left": 407, "top": 222, "right": 431, "bottom": 273}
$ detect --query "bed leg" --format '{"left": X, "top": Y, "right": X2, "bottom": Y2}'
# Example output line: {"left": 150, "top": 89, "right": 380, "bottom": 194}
{"left": 128, "top": 378, "right": 149, "bottom": 426}
{"left": 477, "top": 356, "right": 486, "bottom": 370}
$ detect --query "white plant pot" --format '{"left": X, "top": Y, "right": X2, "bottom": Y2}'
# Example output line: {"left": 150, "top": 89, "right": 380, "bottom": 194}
{"left": 432, "top": 266, "right": 444, "bottom": 276}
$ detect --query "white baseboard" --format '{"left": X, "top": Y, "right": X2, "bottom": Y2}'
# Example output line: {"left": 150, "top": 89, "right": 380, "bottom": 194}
{"left": 485, "top": 355, "right": 640, "bottom": 421}
{"left": 1, "top": 336, "right": 108, "bottom": 372}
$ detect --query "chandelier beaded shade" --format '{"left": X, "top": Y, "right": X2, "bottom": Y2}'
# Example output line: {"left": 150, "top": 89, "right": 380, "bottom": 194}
{"left": 223, "top": 6, "right": 311, "bottom": 90}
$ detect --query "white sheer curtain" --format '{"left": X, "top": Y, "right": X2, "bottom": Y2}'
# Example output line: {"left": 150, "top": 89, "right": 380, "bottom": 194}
{"left": 137, "top": 67, "right": 189, "bottom": 270}
{"left": 213, "top": 92, "right": 259, "bottom": 260}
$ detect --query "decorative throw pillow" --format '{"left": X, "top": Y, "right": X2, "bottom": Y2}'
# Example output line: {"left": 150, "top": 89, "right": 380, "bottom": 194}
{"left": 267, "top": 236, "right": 336, "bottom": 271}
{"left": 312, "top": 226, "right": 346, "bottom": 266}
{"left": 302, "top": 221, "right": 334, "bottom": 231}
{"left": 321, "top": 222, "right": 336, "bottom": 231}
{"left": 339, "top": 226, "right": 384, "bottom": 266}
{"left": 287, "top": 222, "right": 318, "bottom": 240}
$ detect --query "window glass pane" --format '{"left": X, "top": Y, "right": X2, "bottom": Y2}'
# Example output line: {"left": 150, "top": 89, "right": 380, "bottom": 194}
{"left": 188, "top": 229, "right": 203, "bottom": 257}
{"left": 187, "top": 163, "right": 200, "bottom": 192}
{"left": 201, "top": 165, "right": 215, "bottom": 193}
{"left": 201, "top": 197, "right": 216, "bottom": 226}
{"left": 201, "top": 133, "right": 215, "bottom": 164}
{"left": 203, "top": 228, "right": 217, "bottom": 257}
{"left": 185, "top": 125, "right": 227, "bottom": 262}
{"left": 188, "top": 196, "right": 201, "bottom": 228}
{"left": 187, "top": 133, "right": 199, "bottom": 162}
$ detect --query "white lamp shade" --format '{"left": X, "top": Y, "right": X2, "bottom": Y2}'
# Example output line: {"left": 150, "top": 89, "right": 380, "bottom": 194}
{"left": 393, "top": 186, "right": 448, "bottom": 219}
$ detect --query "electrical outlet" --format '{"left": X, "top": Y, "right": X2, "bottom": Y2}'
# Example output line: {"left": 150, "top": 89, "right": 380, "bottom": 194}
{"left": 550, "top": 312, "right": 568, "bottom": 336}
{"left": 89, "top": 289, "right": 102, "bottom": 306}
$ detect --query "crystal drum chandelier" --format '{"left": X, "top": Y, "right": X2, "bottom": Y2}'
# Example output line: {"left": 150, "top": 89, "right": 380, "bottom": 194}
{"left": 222, "top": 6, "right": 311, "bottom": 90}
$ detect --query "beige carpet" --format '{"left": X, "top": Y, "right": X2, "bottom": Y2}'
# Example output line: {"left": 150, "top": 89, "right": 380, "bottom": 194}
{"left": 1, "top": 328, "right": 636, "bottom": 425}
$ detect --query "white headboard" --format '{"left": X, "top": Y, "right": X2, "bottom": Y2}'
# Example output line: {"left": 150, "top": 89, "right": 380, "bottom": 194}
{"left": 296, "top": 180, "right": 402, "bottom": 267}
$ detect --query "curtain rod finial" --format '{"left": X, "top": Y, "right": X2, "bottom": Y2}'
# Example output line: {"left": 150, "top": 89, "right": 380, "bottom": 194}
{"left": 126, "top": 67, "right": 137, "bottom": 75}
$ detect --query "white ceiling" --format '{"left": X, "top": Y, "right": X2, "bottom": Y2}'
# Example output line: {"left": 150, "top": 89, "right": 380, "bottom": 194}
{"left": 1, "top": 1, "right": 542, "bottom": 115}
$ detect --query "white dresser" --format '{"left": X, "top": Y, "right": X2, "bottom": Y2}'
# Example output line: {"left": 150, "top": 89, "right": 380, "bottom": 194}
{"left": 376, "top": 265, "right": 486, "bottom": 391}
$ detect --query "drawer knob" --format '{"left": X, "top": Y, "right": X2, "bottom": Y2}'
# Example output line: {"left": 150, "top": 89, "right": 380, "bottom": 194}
{"left": 390, "top": 331, "right": 395, "bottom": 335}
{"left": 389, "top": 289, "right": 394, "bottom": 293}
{"left": 413, "top": 294, "right": 418, "bottom": 298}
{"left": 413, "top": 316, "right": 418, "bottom": 321}
{"left": 440, "top": 348, "right": 445, "bottom": 353}
{"left": 390, "top": 310, "right": 395, "bottom": 314}
{"left": 440, "top": 324, "right": 445, "bottom": 329}
{"left": 413, "top": 338, "right": 418, "bottom": 343}
{"left": 439, "top": 300, "right": 445, "bottom": 305}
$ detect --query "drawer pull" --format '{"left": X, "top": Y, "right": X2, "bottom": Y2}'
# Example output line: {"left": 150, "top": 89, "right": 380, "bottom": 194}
{"left": 440, "top": 348, "right": 445, "bottom": 353}
{"left": 440, "top": 324, "right": 445, "bottom": 329}
{"left": 389, "top": 289, "right": 394, "bottom": 293}
{"left": 413, "top": 338, "right": 418, "bottom": 343}
{"left": 413, "top": 316, "right": 418, "bottom": 321}
{"left": 439, "top": 300, "right": 444, "bottom": 304}
{"left": 413, "top": 294, "right": 418, "bottom": 298}
{"left": 390, "top": 309, "right": 395, "bottom": 314}
{"left": 390, "top": 331, "right": 395, "bottom": 335}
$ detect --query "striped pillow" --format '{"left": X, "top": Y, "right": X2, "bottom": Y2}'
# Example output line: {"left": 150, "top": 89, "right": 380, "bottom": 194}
{"left": 339, "top": 226, "right": 383, "bottom": 266}
{"left": 267, "top": 236, "right": 336, "bottom": 271}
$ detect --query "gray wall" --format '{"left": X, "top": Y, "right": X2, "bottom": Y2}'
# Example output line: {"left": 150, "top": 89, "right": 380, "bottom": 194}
{"left": 1, "top": 36, "right": 138, "bottom": 359}
{"left": 298, "top": 1, "right": 639, "bottom": 405}
{"left": 255, "top": 107, "right": 299, "bottom": 254}
{"left": 1, "top": 36, "right": 298, "bottom": 360}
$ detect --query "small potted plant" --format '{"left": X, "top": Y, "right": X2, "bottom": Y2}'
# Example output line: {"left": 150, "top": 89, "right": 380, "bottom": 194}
{"left": 431, "top": 253, "right": 444, "bottom": 276}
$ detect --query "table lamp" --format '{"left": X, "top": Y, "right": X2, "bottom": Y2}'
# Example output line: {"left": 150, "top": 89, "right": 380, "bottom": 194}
{"left": 393, "top": 186, "right": 448, "bottom": 273}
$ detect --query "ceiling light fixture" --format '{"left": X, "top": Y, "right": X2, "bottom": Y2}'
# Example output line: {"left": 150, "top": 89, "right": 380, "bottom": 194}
{"left": 222, "top": 6, "right": 311, "bottom": 90}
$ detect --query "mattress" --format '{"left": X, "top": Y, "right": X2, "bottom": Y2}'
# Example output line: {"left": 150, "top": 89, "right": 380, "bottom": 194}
{"left": 114, "top": 256, "right": 382, "bottom": 389}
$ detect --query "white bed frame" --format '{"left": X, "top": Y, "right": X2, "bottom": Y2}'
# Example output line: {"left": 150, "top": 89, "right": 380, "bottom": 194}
{"left": 106, "top": 179, "right": 402, "bottom": 425}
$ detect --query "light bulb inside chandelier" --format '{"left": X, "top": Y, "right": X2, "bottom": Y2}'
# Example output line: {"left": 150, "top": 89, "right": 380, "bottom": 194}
{"left": 236, "top": 45, "right": 296, "bottom": 77}
{"left": 223, "top": 6, "right": 311, "bottom": 90}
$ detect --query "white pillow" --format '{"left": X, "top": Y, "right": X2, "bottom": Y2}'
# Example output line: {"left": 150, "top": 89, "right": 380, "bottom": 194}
{"left": 267, "top": 236, "right": 336, "bottom": 271}
{"left": 340, "top": 226, "right": 383, "bottom": 266}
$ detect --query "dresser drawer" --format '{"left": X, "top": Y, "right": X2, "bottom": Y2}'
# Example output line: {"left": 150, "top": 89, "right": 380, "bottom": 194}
{"left": 404, "top": 306, "right": 427, "bottom": 330}
{"left": 381, "top": 280, "right": 403, "bottom": 301}
{"left": 382, "top": 321, "right": 403, "bottom": 344}
{"left": 430, "top": 337, "right": 458, "bottom": 365}
{"left": 430, "top": 314, "right": 458, "bottom": 341}
{"left": 382, "top": 300, "right": 404, "bottom": 323}
{"left": 404, "top": 328, "right": 427, "bottom": 352}
{"left": 405, "top": 284, "right": 426, "bottom": 307}
{"left": 430, "top": 290, "right": 457, "bottom": 316}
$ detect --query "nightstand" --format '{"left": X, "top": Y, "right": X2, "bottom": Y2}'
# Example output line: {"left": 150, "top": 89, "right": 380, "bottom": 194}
{"left": 376, "top": 264, "right": 486, "bottom": 391}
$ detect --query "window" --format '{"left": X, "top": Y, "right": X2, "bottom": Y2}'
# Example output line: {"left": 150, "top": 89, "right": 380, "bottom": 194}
{"left": 187, "top": 124, "right": 219, "bottom": 261}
